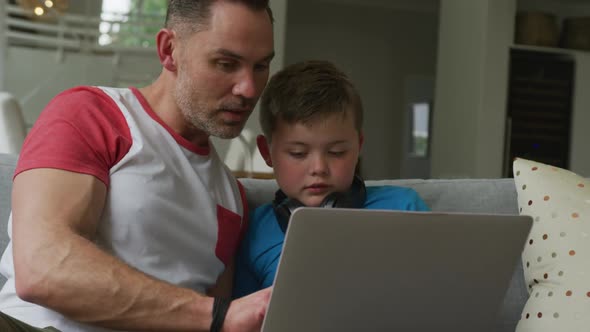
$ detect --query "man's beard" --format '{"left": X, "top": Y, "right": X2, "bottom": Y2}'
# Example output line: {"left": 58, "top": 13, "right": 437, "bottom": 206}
{"left": 174, "top": 73, "right": 251, "bottom": 139}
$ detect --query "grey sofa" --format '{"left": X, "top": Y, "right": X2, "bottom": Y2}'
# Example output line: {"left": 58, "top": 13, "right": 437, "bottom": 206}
{"left": 0, "top": 152, "right": 528, "bottom": 332}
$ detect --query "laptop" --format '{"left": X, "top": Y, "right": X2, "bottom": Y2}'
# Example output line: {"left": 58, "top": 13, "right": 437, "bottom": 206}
{"left": 261, "top": 208, "right": 532, "bottom": 332}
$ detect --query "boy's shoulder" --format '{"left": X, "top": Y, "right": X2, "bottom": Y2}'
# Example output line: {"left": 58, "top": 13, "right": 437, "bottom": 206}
{"left": 247, "top": 186, "right": 428, "bottom": 228}
{"left": 250, "top": 203, "right": 276, "bottom": 227}
{"left": 365, "top": 185, "right": 428, "bottom": 211}
{"left": 247, "top": 203, "right": 282, "bottom": 239}
{"left": 366, "top": 184, "right": 418, "bottom": 198}
{"left": 243, "top": 203, "right": 285, "bottom": 255}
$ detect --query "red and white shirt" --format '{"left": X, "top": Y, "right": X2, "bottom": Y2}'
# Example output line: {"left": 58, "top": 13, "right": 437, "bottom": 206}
{"left": 0, "top": 86, "right": 248, "bottom": 331}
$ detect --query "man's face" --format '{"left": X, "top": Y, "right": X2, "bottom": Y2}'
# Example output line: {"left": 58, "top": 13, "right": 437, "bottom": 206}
{"left": 174, "top": 2, "right": 274, "bottom": 139}
{"left": 261, "top": 110, "right": 363, "bottom": 207}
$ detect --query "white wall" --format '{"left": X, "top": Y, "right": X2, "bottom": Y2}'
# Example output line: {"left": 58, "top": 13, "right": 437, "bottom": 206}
{"left": 478, "top": 0, "right": 517, "bottom": 177}
{"left": 5, "top": 47, "right": 114, "bottom": 125}
{"left": 284, "top": 0, "right": 438, "bottom": 180}
{"left": 569, "top": 51, "right": 590, "bottom": 176}
{"left": 431, "top": 0, "right": 514, "bottom": 178}
{"left": 4, "top": 47, "right": 161, "bottom": 126}
{"left": 0, "top": 1, "right": 7, "bottom": 91}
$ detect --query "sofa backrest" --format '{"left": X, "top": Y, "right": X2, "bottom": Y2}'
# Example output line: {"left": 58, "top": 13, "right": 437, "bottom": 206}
{"left": 239, "top": 177, "right": 520, "bottom": 214}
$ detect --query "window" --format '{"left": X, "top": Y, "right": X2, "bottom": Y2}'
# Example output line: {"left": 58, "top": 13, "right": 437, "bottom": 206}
{"left": 409, "top": 102, "right": 431, "bottom": 157}
{"left": 99, "top": 0, "right": 167, "bottom": 48}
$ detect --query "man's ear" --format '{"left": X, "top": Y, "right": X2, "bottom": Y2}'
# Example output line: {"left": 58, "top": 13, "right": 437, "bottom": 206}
{"left": 156, "top": 28, "right": 178, "bottom": 72}
{"left": 256, "top": 135, "right": 273, "bottom": 167}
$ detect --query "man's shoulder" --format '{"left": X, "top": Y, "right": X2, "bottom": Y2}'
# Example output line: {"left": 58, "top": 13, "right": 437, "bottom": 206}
{"left": 35, "top": 85, "right": 131, "bottom": 134}
{"left": 54, "top": 85, "right": 117, "bottom": 101}
{"left": 44, "top": 86, "right": 126, "bottom": 117}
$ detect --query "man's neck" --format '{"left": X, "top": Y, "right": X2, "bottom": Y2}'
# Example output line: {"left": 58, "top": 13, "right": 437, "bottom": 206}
{"left": 138, "top": 79, "right": 210, "bottom": 147}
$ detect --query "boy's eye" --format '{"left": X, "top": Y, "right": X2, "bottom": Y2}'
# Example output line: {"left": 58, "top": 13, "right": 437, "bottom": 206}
{"left": 329, "top": 150, "right": 346, "bottom": 157}
{"left": 288, "top": 151, "right": 306, "bottom": 158}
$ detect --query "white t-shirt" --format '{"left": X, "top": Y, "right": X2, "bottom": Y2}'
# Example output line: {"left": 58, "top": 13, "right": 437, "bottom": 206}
{"left": 0, "top": 86, "right": 247, "bottom": 331}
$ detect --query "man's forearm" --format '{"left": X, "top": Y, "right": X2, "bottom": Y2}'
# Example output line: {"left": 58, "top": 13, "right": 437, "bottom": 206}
{"left": 14, "top": 228, "right": 214, "bottom": 332}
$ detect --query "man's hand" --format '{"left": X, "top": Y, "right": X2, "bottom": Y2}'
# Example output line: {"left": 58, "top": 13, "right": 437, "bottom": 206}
{"left": 223, "top": 287, "right": 272, "bottom": 332}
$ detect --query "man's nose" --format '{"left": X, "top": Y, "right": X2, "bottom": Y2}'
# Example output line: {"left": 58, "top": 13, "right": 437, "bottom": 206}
{"left": 232, "top": 69, "right": 257, "bottom": 99}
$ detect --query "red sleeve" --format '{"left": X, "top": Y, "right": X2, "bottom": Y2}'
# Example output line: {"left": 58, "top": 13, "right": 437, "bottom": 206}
{"left": 237, "top": 180, "right": 250, "bottom": 241}
{"left": 15, "top": 86, "right": 132, "bottom": 186}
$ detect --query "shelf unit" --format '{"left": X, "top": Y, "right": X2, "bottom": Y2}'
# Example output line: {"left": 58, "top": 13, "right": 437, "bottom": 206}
{"left": 511, "top": 43, "right": 590, "bottom": 56}
{"left": 503, "top": 47, "right": 575, "bottom": 177}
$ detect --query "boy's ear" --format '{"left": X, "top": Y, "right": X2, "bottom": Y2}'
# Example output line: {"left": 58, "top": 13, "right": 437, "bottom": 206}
{"left": 256, "top": 135, "right": 273, "bottom": 167}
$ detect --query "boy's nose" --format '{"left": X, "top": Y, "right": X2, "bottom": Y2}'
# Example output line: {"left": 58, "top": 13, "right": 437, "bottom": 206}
{"left": 310, "top": 155, "right": 329, "bottom": 176}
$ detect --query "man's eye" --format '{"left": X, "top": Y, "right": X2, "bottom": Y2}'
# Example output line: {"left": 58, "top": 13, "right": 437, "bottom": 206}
{"left": 254, "top": 63, "right": 270, "bottom": 72}
{"left": 217, "top": 61, "right": 238, "bottom": 71}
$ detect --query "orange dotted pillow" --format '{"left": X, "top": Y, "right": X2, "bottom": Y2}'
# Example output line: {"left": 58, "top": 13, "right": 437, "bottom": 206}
{"left": 513, "top": 158, "right": 590, "bottom": 332}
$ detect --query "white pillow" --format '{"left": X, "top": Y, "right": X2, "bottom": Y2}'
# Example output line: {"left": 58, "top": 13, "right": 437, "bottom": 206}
{"left": 513, "top": 158, "right": 590, "bottom": 332}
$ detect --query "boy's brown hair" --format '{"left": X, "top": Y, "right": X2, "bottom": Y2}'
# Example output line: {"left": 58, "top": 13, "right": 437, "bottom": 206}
{"left": 259, "top": 60, "right": 363, "bottom": 141}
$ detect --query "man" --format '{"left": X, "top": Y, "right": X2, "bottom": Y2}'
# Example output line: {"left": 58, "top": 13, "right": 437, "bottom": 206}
{"left": 0, "top": 0, "right": 274, "bottom": 331}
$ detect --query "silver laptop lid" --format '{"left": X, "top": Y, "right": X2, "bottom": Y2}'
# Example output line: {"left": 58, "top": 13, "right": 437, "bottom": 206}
{"left": 261, "top": 208, "right": 532, "bottom": 332}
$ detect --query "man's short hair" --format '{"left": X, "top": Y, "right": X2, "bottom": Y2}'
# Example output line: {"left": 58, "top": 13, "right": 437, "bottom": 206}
{"left": 260, "top": 60, "right": 364, "bottom": 140}
{"left": 165, "top": 0, "right": 273, "bottom": 37}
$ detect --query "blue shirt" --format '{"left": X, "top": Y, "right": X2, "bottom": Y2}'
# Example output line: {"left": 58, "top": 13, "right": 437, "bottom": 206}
{"left": 233, "top": 185, "right": 430, "bottom": 298}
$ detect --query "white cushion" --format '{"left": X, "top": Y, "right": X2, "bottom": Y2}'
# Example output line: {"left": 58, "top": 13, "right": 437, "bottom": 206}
{"left": 514, "top": 158, "right": 590, "bottom": 332}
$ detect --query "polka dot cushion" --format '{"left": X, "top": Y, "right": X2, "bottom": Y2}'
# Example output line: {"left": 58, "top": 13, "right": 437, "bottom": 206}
{"left": 513, "top": 158, "right": 590, "bottom": 332}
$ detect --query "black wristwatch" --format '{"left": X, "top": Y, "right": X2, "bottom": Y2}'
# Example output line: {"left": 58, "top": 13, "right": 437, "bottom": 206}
{"left": 210, "top": 297, "right": 231, "bottom": 332}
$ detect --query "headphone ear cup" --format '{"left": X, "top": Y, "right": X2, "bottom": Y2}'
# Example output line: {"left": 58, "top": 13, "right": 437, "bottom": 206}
{"left": 320, "top": 191, "right": 342, "bottom": 208}
{"left": 319, "top": 175, "right": 367, "bottom": 209}
{"left": 272, "top": 190, "right": 304, "bottom": 233}
{"left": 274, "top": 202, "right": 292, "bottom": 233}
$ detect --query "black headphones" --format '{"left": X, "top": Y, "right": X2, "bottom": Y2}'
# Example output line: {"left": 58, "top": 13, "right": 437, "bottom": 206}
{"left": 272, "top": 175, "right": 367, "bottom": 233}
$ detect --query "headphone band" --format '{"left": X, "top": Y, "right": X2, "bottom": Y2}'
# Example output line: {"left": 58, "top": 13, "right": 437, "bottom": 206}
{"left": 272, "top": 175, "right": 367, "bottom": 233}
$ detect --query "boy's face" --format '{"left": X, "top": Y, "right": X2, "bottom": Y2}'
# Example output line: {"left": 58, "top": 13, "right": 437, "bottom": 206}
{"left": 258, "top": 109, "right": 363, "bottom": 207}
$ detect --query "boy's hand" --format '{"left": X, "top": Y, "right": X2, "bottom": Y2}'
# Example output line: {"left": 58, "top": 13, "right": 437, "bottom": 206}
{"left": 223, "top": 287, "right": 273, "bottom": 332}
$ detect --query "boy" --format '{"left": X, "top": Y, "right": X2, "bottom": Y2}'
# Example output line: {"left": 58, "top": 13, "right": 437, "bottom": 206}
{"left": 233, "top": 60, "right": 429, "bottom": 298}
